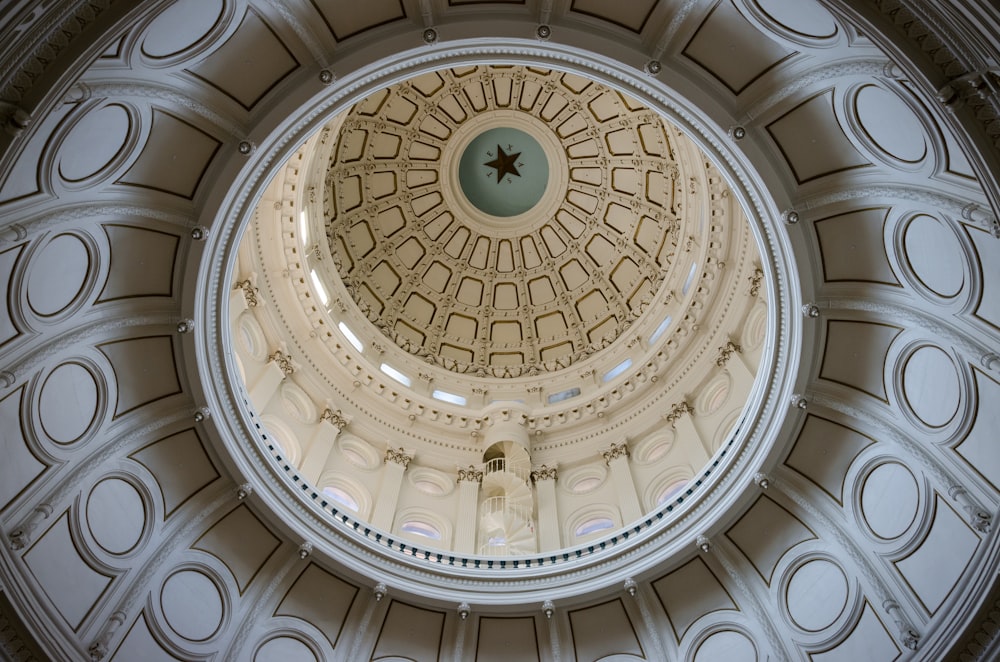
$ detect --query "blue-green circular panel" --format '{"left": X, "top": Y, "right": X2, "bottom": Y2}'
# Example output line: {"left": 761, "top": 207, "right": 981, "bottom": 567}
{"left": 458, "top": 127, "right": 548, "bottom": 217}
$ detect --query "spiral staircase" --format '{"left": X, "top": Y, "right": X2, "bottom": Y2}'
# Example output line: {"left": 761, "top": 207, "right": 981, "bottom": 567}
{"left": 478, "top": 442, "right": 537, "bottom": 556}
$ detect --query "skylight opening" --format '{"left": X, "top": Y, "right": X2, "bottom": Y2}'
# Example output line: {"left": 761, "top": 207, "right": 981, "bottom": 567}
{"left": 649, "top": 315, "right": 672, "bottom": 343}
{"left": 682, "top": 262, "right": 698, "bottom": 295}
{"left": 401, "top": 521, "right": 442, "bottom": 540}
{"left": 338, "top": 322, "right": 363, "bottom": 352}
{"left": 432, "top": 389, "right": 467, "bottom": 406}
{"left": 322, "top": 486, "right": 359, "bottom": 512}
{"left": 575, "top": 517, "right": 614, "bottom": 537}
{"left": 299, "top": 210, "right": 308, "bottom": 244}
{"left": 309, "top": 269, "right": 329, "bottom": 306}
{"left": 547, "top": 387, "right": 581, "bottom": 404}
{"left": 380, "top": 363, "right": 411, "bottom": 386}
{"left": 657, "top": 480, "right": 689, "bottom": 506}
{"left": 603, "top": 359, "right": 632, "bottom": 382}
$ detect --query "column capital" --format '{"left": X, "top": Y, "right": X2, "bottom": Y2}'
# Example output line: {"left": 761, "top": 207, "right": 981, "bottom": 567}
{"left": 662, "top": 401, "right": 693, "bottom": 427}
{"left": 715, "top": 341, "right": 743, "bottom": 367}
{"left": 457, "top": 464, "right": 483, "bottom": 483}
{"left": 384, "top": 447, "right": 412, "bottom": 468}
{"left": 267, "top": 349, "right": 295, "bottom": 375}
{"left": 530, "top": 464, "right": 558, "bottom": 482}
{"left": 320, "top": 407, "right": 349, "bottom": 430}
{"left": 602, "top": 442, "right": 629, "bottom": 465}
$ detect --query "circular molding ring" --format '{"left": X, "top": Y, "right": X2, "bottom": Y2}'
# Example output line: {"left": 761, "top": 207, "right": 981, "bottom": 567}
{"left": 193, "top": 37, "right": 800, "bottom": 606}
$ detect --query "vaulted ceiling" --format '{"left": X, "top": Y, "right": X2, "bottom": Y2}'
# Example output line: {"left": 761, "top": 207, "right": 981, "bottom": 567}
{"left": 0, "top": 1, "right": 999, "bottom": 661}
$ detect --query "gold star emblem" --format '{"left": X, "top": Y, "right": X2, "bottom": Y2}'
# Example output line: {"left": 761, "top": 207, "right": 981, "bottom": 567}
{"left": 484, "top": 144, "right": 522, "bottom": 183}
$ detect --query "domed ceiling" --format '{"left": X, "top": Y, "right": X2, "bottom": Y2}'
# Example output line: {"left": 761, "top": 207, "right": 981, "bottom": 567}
{"left": 2, "top": 1, "right": 999, "bottom": 660}
{"left": 325, "top": 66, "right": 690, "bottom": 377}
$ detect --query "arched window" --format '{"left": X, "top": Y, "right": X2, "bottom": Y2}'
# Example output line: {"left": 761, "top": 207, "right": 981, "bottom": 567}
{"left": 322, "top": 486, "right": 359, "bottom": 512}
{"left": 574, "top": 517, "right": 614, "bottom": 538}
{"left": 657, "top": 480, "right": 689, "bottom": 506}
{"left": 401, "top": 521, "right": 442, "bottom": 540}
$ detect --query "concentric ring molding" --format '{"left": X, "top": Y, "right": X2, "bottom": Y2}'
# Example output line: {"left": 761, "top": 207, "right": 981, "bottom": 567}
{"left": 193, "top": 39, "right": 800, "bottom": 605}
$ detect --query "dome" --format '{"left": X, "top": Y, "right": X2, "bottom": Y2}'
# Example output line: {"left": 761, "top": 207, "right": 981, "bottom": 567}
{"left": 1, "top": 1, "right": 999, "bottom": 661}
{"left": 230, "top": 61, "right": 769, "bottom": 562}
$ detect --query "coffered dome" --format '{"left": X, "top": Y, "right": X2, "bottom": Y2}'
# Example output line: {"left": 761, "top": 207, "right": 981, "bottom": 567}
{"left": 323, "top": 66, "right": 704, "bottom": 377}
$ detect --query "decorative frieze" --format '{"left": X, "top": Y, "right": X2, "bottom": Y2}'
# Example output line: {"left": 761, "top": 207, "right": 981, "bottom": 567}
{"left": 716, "top": 341, "right": 743, "bottom": 367}
{"left": 602, "top": 442, "right": 629, "bottom": 465}
{"left": 320, "top": 408, "right": 348, "bottom": 430}
{"left": 268, "top": 350, "right": 295, "bottom": 375}
{"left": 457, "top": 465, "right": 483, "bottom": 483}
{"left": 236, "top": 279, "right": 260, "bottom": 307}
{"left": 385, "top": 447, "right": 412, "bottom": 469}
{"left": 663, "top": 401, "right": 694, "bottom": 427}
{"left": 748, "top": 266, "right": 764, "bottom": 297}
{"left": 530, "top": 465, "right": 557, "bottom": 482}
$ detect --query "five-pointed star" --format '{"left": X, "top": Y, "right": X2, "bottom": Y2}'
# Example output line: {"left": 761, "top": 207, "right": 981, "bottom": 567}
{"left": 484, "top": 144, "right": 522, "bottom": 183}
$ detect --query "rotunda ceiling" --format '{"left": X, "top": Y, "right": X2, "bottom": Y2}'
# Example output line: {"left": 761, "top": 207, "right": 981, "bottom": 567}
{"left": 228, "top": 61, "right": 771, "bottom": 564}
{"left": 324, "top": 66, "right": 692, "bottom": 377}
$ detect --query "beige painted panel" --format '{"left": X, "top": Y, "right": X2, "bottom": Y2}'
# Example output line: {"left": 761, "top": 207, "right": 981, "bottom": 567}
{"left": 814, "top": 209, "right": 898, "bottom": 286}
{"left": 683, "top": 0, "right": 795, "bottom": 95}
{"left": 24, "top": 512, "right": 111, "bottom": 629}
{"left": 98, "top": 224, "right": 178, "bottom": 301}
{"left": 0, "top": 387, "right": 46, "bottom": 510}
{"left": 726, "top": 496, "right": 815, "bottom": 584}
{"left": 99, "top": 335, "right": 181, "bottom": 417}
{"left": 371, "top": 601, "right": 445, "bottom": 662}
{"left": 819, "top": 320, "right": 901, "bottom": 402}
{"left": 652, "top": 556, "right": 736, "bottom": 642}
{"left": 475, "top": 617, "right": 540, "bottom": 662}
{"left": 568, "top": 598, "right": 643, "bottom": 660}
{"left": 118, "top": 109, "right": 221, "bottom": 199}
{"left": 895, "top": 497, "right": 979, "bottom": 614}
{"left": 130, "top": 429, "right": 219, "bottom": 518}
{"left": 569, "top": 0, "right": 657, "bottom": 33}
{"left": 275, "top": 564, "right": 359, "bottom": 650}
{"left": 192, "top": 505, "right": 281, "bottom": 594}
{"left": 766, "top": 91, "right": 870, "bottom": 184}
{"left": 310, "top": 0, "right": 405, "bottom": 40}
{"left": 969, "top": 226, "right": 1000, "bottom": 332}
{"left": 0, "top": 245, "right": 23, "bottom": 346}
{"left": 810, "top": 602, "right": 898, "bottom": 662}
{"left": 955, "top": 369, "right": 1000, "bottom": 490}
{"left": 785, "top": 415, "right": 875, "bottom": 504}
{"left": 111, "top": 613, "right": 184, "bottom": 662}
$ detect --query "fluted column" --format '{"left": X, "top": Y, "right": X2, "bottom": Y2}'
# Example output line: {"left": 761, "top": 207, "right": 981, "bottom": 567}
{"left": 531, "top": 465, "right": 560, "bottom": 551}
{"left": 299, "top": 408, "right": 348, "bottom": 484}
{"left": 717, "top": 340, "right": 754, "bottom": 394}
{"left": 455, "top": 465, "right": 483, "bottom": 554}
{"left": 371, "top": 448, "right": 411, "bottom": 532}
{"left": 602, "top": 442, "right": 642, "bottom": 523}
{"left": 250, "top": 350, "right": 293, "bottom": 408}
{"left": 664, "top": 401, "right": 710, "bottom": 463}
